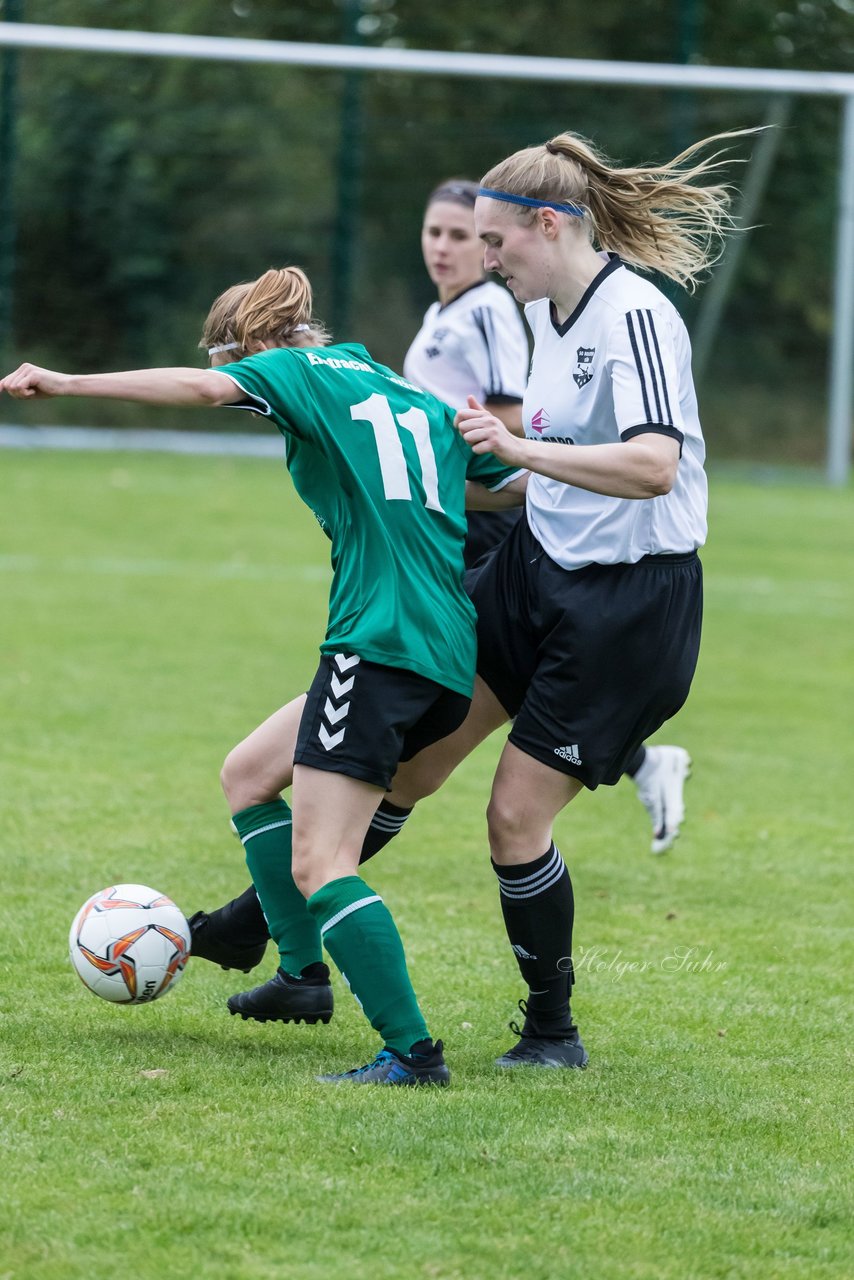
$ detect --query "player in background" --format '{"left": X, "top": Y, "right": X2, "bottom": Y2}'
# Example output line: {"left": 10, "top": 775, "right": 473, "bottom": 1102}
{"left": 404, "top": 178, "right": 529, "bottom": 566}
{"left": 0, "top": 265, "right": 526, "bottom": 1086}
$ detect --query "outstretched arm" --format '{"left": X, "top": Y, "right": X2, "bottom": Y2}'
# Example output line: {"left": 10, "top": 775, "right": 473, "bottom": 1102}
{"left": 0, "top": 363, "right": 244, "bottom": 407}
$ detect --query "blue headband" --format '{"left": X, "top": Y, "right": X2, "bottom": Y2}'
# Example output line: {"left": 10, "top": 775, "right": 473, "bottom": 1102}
{"left": 477, "top": 187, "right": 585, "bottom": 218}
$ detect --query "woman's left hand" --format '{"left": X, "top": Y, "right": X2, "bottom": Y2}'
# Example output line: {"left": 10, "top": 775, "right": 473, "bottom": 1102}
{"left": 456, "top": 396, "right": 528, "bottom": 466}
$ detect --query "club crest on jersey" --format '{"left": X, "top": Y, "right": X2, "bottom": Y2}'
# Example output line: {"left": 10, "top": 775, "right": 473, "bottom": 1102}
{"left": 573, "top": 346, "right": 595, "bottom": 388}
{"left": 425, "top": 326, "right": 449, "bottom": 359}
{"left": 530, "top": 407, "right": 551, "bottom": 435}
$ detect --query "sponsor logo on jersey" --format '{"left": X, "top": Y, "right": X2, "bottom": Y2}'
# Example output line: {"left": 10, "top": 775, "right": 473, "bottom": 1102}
{"left": 305, "top": 351, "right": 372, "bottom": 373}
{"left": 530, "top": 407, "right": 551, "bottom": 434}
{"left": 511, "top": 943, "right": 538, "bottom": 960}
{"left": 554, "top": 743, "right": 582, "bottom": 765}
{"left": 304, "top": 349, "right": 422, "bottom": 395}
{"left": 573, "top": 346, "right": 595, "bottom": 388}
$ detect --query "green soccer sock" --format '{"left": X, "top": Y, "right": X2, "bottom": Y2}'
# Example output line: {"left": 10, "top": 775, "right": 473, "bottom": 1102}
{"left": 231, "top": 799, "right": 323, "bottom": 976}
{"left": 306, "top": 875, "right": 429, "bottom": 1056}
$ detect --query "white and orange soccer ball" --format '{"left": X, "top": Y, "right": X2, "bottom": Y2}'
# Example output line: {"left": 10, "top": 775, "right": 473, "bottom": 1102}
{"left": 69, "top": 884, "right": 191, "bottom": 1004}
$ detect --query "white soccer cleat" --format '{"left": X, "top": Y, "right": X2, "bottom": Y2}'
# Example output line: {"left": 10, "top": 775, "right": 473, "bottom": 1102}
{"left": 633, "top": 745, "right": 692, "bottom": 854}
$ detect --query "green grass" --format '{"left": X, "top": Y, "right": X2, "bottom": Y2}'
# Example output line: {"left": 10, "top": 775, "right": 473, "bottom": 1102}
{"left": 1, "top": 450, "right": 852, "bottom": 1280}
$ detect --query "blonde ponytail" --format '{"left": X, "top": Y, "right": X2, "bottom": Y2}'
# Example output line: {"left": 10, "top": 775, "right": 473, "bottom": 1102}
{"left": 482, "top": 129, "right": 760, "bottom": 291}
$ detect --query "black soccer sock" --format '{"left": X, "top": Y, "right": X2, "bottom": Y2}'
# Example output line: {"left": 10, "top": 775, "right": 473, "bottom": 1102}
{"left": 358, "top": 799, "right": 412, "bottom": 864}
{"left": 492, "top": 843, "right": 576, "bottom": 1035}
{"left": 624, "top": 745, "right": 647, "bottom": 778}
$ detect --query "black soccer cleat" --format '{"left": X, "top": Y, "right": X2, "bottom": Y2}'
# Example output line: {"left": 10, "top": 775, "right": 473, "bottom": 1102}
{"left": 188, "top": 909, "right": 269, "bottom": 973}
{"left": 496, "top": 1001, "right": 589, "bottom": 1070}
{"left": 227, "top": 965, "right": 334, "bottom": 1025}
{"left": 317, "top": 1039, "right": 450, "bottom": 1086}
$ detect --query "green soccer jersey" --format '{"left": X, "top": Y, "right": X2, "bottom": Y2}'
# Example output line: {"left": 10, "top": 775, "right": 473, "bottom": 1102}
{"left": 215, "top": 344, "right": 521, "bottom": 697}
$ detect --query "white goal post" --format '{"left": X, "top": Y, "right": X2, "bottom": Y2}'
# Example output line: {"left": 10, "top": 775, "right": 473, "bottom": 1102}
{"left": 1, "top": 21, "right": 852, "bottom": 484}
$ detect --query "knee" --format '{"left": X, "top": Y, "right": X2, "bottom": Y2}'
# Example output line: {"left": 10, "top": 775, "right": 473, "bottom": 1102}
{"left": 291, "top": 839, "right": 319, "bottom": 900}
{"left": 487, "top": 792, "right": 558, "bottom": 865}
{"left": 220, "top": 743, "right": 255, "bottom": 813}
{"left": 291, "top": 858, "right": 312, "bottom": 899}
{"left": 486, "top": 791, "right": 528, "bottom": 860}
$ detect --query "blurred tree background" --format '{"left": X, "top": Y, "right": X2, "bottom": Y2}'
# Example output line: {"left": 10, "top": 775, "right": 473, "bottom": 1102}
{"left": 0, "top": 0, "right": 852, "bottom": 461}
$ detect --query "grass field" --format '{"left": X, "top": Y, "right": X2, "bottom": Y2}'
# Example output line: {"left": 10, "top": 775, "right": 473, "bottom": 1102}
{"left": 1, "top": 448, "right": 852, "bottom": 1280}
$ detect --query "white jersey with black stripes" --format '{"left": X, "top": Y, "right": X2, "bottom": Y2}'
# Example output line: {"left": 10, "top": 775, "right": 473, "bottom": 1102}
{"left": 403, "top": 279, "right": 529, "bottom": 411}
{"left": 523, "top": 254, "right": 708, "bottom": 570}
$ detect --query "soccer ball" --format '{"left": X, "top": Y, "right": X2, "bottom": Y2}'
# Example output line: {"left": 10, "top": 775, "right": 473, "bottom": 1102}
{"left": 69, "top": 884, "right": 191, "bottom": 1004}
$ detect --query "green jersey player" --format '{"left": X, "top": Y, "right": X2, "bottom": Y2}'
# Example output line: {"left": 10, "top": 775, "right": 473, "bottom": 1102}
{"left": 0, "top": 265, "right": 526, "bottom": 1086}
{"left": 211, "top": 340, "right": 495, "bottom": 698}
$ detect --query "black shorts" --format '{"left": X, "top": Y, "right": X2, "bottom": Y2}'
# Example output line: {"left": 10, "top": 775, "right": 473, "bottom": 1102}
{"left": 466, "top": 517, "right": 703, "bottom": 789}
{"left": 294, "top": 653, "right": 471, "bottom": 790}
{"left": 464, "top": 509, "right": 523, "bottom": 571}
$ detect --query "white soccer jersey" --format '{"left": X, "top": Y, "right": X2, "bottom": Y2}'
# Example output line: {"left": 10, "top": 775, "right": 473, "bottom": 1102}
{"left": 523, "top": 255, "right": 708, "bottom": 570}
{"left": 404, "top": 279, "right": 529, "bottom": 410}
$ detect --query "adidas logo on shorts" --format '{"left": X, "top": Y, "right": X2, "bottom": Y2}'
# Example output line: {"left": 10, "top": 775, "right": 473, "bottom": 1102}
{"left": 554, "top": 743, "right": 582, "bottom": 765}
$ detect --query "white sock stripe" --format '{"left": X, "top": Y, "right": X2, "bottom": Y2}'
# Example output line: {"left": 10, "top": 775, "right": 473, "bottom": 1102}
{"left": 498, "top": 860, "right": 567, "bottom": 900}
{"left": 239, "top": 818, "right": 292, "bottom": 845}
{"left": 495, "top": 848, "right": 561, "bottom": 890}
{"left": 370, "top": 813, "right": 409, "bottom": 832}
{"left": 320, "top": 894, "right": 382, "bottom": 937}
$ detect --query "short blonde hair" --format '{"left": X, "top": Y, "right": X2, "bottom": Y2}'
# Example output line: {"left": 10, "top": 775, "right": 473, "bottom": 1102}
{"left": 482, "top": 129, "right": 759, "bottom": 291}
{"left": 200, "top": 267, "right": 331, "bottom": 356}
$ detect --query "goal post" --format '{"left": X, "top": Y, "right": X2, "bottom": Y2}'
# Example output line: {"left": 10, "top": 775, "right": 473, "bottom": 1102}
{"left": 1, "top": 20, "right": 852, "bottom": 483}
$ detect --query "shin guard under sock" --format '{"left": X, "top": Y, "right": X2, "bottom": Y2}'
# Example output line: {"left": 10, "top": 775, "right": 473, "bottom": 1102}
{"left": 307, "top": 875, "right": 429, "bottom": 1055}
{"left": 492, "top": 843, "right": 577, "bottom": 1034}
{"left": 232, "top": 799, "right": 323, "bottom": 976}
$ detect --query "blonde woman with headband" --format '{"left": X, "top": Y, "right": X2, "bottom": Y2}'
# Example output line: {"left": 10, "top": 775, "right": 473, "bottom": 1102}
{"left": 0, "top": 265, "right": 527, "bottom": 1087}
{"left": 379, "top": 129, "right": 751, "bottom": 1070}
{"left": 407, "top": 175, "right": 693, "bottom": 855}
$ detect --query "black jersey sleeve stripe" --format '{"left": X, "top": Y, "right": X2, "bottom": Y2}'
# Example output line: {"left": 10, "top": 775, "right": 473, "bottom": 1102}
{"left": 222, "top": 399, "right": 272, "bottom": 416}
{"left": 636, "top": 311, "right": 665, "bottom": 424}
{"left": 621, "top": 423, "right": 684, "bottom": 454}
{"left": 644, "top": 309, "right": 675, "bottom": 425}
{"left": 473, "top": 306, "right": 502, "bottom": 397}
{"left": 211, "top": 372, "right": 273, "bottom": 416}
{"left": 484, "top": 308, "right": 503, "bottom": 396}
{"left": 625, "top": 311, "right": 653, "bottom": 422}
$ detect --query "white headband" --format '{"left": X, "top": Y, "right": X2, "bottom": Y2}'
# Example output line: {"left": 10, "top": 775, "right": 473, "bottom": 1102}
{"left": 207, "top": 324, "right": 311, "bottom": 357}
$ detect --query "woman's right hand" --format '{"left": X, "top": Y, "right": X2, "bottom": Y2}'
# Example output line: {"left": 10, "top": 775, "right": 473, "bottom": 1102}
{"left": 0, "top": 363, "right": 70, "bottom": 399}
